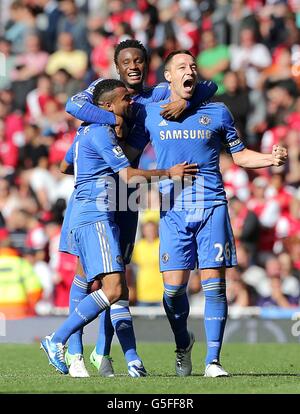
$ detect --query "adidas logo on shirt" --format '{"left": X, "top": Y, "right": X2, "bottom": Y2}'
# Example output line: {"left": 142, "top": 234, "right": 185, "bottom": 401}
{"left": 158, "top": 119, "right": 168, "bottom": 127}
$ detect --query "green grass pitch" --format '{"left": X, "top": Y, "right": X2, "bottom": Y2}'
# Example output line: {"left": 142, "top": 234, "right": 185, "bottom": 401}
{"left": 0, "top": 343, "right": 300, "bottom": 394}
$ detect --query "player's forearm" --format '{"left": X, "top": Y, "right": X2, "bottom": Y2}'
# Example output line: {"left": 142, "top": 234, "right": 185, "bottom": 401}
{"left": 122, "top": 167, "right": 169, "bottom": 183}
{"left": 66, "top": 98, "right": 116, "bottom": 125}
{"left": 232, "top": 149, "right": 273, "bottom": 169}
{"left": 60, "top": 160, "right": 74, "bottom": 175}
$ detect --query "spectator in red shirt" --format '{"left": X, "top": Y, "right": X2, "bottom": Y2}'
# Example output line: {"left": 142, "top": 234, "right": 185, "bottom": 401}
{"left": 88, "top": 28, "right": 114, "bottom": 78}
{"left": 247, "top": 176, "right": 280, "bottom": 260}
{"left": 229, "top": 195, "right": 260, "bottom": 262}
{"left": 266, "top": 169, "right": 293, "bottom": 215}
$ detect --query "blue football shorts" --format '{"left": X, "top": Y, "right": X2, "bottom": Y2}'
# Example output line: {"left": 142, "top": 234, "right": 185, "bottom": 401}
{"left": 58, "top": 192, "right": 79, "bottom": 256}
{"left": 71, "top": 220, "right": 125, "bottom": 282}
{"left": 159, "top": 204, "right": 237, "bottom": 272}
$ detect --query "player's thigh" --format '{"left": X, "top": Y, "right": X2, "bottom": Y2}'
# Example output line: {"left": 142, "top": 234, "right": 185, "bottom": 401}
{"left": 197, "top": 204, "right": 237, "bottom": 270}
{"left": 115, "top": 209, "right": 138, "bottom": 265}
{"left": 71, "top": 221, "right": 124, "bottom": 283}
{"left": 75, "top": 258, "right": 86, "bottom": 279}
{"left": 159, "top": 210, "right": 196, "bottom": 272}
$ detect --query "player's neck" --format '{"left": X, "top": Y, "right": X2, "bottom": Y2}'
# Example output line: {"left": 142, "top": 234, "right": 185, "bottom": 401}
{"left": 126, "top": 83, "right": 144, "bottom": 95}
{"left": 170, "top": 90, "right": 182, "bottom": 102}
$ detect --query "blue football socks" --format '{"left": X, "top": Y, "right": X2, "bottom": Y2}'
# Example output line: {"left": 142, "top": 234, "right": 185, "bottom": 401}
{"left": 95, "top": 309, "right": 114, "bottom": 356}
{"left": 110, "top": 300, "right": 139, "bottom": 363}
{"left": 202, "top": 277, "right": 227, "bottom": 365}
{"left": 67, "top": 275, "right": 88, "bottom": 355}
{"left": 53, "top": 289, "right": 110, "bottom": 345}
{"left": 163, "top": 283, "right": 190, "bottom": 350}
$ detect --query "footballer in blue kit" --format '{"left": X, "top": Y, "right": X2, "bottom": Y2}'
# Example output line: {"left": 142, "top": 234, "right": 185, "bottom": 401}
{"left": 124, "top": 49, "right": 288, "bottom": 378}
{"left": 67, "top": 124, "right": 130, "bottom": 279}
{"left": 127, "top": 100, "right": 244, "bottom": 271}
{"left": 60, "top": 39, "right": 218, "bottom": 378}
{"left": 40, "top": 78, "right": 198, "bottom": 377}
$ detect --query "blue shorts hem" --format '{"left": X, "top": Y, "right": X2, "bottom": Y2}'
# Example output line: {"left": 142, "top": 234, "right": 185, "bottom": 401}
{"left": 159, "top": 266, "right": 195, "bottom": 272}
{"left": 86, "top": 266, "right": 125, "bottom": 283}
{"left": 199, "top": 261, "right": 237, "bottom": 269}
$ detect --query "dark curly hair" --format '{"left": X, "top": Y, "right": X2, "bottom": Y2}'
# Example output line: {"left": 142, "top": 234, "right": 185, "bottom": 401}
{"left": 92, "top": 79, "right": 125, "bottom": 105}
{"left": 114, "top": 39, "right": 148, "bottom": 65}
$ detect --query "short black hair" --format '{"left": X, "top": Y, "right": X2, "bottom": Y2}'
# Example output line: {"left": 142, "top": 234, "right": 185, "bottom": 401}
{"left": 164, "top": 50, "right": 195, "bottom": 69}
{"left": 114, "top": 39, "right": 148, "bottom": 65}
{"left": 92, "top": 79, "right": 125, "bottom": 105}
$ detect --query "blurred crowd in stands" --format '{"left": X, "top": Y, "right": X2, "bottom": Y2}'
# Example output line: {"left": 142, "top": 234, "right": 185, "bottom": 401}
{"left": 0, "top": 0, "right": 300, "bottom": 318}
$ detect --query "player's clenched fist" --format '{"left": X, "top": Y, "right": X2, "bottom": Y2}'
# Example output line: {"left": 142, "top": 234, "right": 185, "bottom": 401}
{"left": 272, "top": 145, "right": 288, "bottom": 167}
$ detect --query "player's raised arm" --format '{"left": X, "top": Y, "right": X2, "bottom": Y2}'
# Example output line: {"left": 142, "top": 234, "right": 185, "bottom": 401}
{"left": 232, "top": 145, "right": 288, "bottom": 169}
{"left": 220, "top": 104, "right": 288, "bottom": 168}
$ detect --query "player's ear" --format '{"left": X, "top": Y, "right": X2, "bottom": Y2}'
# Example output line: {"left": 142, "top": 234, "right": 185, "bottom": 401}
{"left": 99, "top": 101, "right": 113, "bottom": 112}
{"left": 105, "top": 101, "right": 114, "bottom": 112}
{"left": 115, "top": 64, "right": 120, "bottom": 75}
{"left": 164, "top": 69, "right": 171, "bottom": 83}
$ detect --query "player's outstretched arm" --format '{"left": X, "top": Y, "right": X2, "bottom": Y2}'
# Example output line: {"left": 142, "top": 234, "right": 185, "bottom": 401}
{"left": 119, "top": 162, "right": 198, "bottom": 184}
{"left": 160, "top": 80, "right": 218, "bottom": 120}
{"left": 232, "top": 145, "right": 288, "bottom": 169}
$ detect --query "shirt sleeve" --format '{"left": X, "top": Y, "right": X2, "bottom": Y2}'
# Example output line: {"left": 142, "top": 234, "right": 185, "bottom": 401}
{"left": 65, "top": 79, "right": 116, "bottom": 125}
{"left": 91, "top": 126, "right": 130, "bottom": 173}
{"left": 64, "top": 143, "right": 74, "bottom": 165}
{"left": 126, "top": 106, "right": 150, "bottom": 151}
{"left": 137, "top": 82, "right": 170, "bottom": 104}
{"left": 221, "top": 104, "right": 245, "bottom": 154}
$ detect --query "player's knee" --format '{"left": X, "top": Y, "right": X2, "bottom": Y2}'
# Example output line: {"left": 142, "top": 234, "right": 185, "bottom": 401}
{"left": 163, "top": 283, "right": 187, "bottom": 298}
{"left": 102, "top": 283, "right": 124, "bottom": 304}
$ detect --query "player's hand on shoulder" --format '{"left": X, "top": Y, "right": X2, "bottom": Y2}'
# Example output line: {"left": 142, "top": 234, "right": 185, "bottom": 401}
{"left": 168, "top": 161, "right": 198, "bottom": 179}
{"left": 272, "top": 145, "right": 288, "bottom": 167}
{"left": 160, "top": 99, "right": 187, "bottom": 120}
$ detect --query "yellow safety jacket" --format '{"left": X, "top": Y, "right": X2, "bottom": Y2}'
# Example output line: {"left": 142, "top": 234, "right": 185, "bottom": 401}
{"left": 0, "top": 254, "right": 42, "bottom": 319}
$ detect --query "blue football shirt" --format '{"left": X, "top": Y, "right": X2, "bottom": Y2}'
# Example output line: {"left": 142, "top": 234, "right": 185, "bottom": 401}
{"left": 128, "top": 101, "right": 245, "bottom": 209}
{"left": 69, "top": 124, "right": 130, "bottom": 229}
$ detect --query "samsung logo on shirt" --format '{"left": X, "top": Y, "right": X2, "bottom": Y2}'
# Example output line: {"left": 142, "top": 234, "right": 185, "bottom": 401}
{"left": 159, "top": 130, "right": 212, "bottom": 140}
